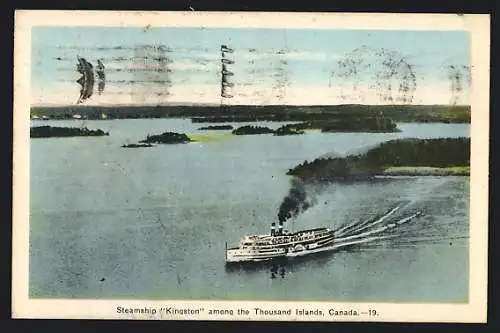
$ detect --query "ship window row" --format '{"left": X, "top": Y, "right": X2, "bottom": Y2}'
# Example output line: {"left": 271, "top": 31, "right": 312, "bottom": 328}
{"left": 240, "top": 231, "right": 333, "bottom": 248}
{"left": 253, "top": 233, "right": 334, "bottom": 248}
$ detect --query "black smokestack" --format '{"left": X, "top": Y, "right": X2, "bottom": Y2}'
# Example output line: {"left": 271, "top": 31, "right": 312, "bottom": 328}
{"left": 278, "top": 177, "right": 315, "bottom": 224}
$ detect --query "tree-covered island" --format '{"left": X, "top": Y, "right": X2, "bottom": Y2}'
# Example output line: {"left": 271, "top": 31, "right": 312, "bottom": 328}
{"left": 280, "top": 113, "right": 400, "bottom": 133}
{"left": 320, "top": 115, "right": 400, "bottom": 133}
{"left": 228, "top": 113, "right": 400, "bottom": 135}
{"left": 287, "top": 138, "right": 470, "bottom": 181}
{"left": 30, "top": 126, "right": 109, "bottom": 138}
{"left": 231, "top": 125, "right": 275, "bottom": 135}
{"left": 139, "top": 132, "right": 193, "bottom": 144}
{"left": 273, "top": 124, "right": 305, "bottom": 136}
{"left": 227, "top": 116, "right": 399, "bottom": 136}
{"left": 198, "top": 125, "right": 234, "bottom": 130}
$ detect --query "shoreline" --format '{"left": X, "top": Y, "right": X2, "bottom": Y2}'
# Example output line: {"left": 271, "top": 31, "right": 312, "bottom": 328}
{"left": 380, "top": 166, "right": 470, "bottom": 176}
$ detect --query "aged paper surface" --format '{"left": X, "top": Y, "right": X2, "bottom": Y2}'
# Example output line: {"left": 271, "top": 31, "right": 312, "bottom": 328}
{"left": 13, "top": 11, "right": 489, "bottom": 322}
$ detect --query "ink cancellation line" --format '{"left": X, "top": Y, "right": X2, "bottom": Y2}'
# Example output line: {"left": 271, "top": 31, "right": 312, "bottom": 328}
{"left": 73, "top": 56, "right": 108, "bottom": 103}
{"left": 75, "top": 56, "right": 96, "bottom": 104}
{"left": 55, "top": 56, "right": 175, "bottom": 63}
{"left": 53, "top": 45, "right": 213, "bottom": 52}
{"left": 104, "top": 91, "right": 172, "bottom": 97}
{"left": 55, "top": 44, "right": 298, "bottom": 54}
{"left": 57, "top": 67, "right": 175, "bottom": 74}
{"left": 220, "top": 44, "right": 235, "bottom": 102}
{"left": 58, "top": 79, "right": 174, "bottom": 84}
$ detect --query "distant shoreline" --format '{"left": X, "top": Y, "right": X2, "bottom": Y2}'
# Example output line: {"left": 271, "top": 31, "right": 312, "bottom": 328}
{"left": 30, "top": 104, "right": 471, "bottom": 124}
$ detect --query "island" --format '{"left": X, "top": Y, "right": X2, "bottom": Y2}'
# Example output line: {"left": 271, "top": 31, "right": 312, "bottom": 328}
{"left": 198, "top": 125, "right": 234, "bottom": 130}
{"left": 232, "top": 125, "right": 275, "bottom": 135}
{"left": 139, "top": 132, "right": 193, "bottom": 144}
{"left": 320, "top": 115, "right": 400, "bottom": 133}
{"left": 121, "top": 143, "right": 154, "bottom": 148}
{"left": 30, "top": 126, "right": 109, "bottom": 138}
{"left": 273, "top": 124, "right": 305, "bottom": 136}
{"left": 287, "top": 138, "right": 470, "bottom": 181}
{"left": 276, "top": 114, "right": 400, "bottom": 133}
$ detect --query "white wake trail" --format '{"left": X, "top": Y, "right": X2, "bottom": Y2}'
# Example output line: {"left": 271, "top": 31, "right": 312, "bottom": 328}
{"left": 336, "top": 205, "right": 401, "bottom": 237}
{"left": 287, "top": 212, "right": 422, "bottom": 259}
{"left": 335, "top": 212, "right": 421, "bottom": 243}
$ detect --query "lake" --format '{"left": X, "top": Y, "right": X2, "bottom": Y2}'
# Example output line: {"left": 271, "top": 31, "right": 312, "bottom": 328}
{"left": 29, "top": 119, "right": 470, "bottom": 302}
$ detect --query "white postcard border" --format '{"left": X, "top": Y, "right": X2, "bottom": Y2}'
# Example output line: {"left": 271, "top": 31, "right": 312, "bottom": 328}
{"left": 12, "top": 11, "right": 490, "bottom": 322}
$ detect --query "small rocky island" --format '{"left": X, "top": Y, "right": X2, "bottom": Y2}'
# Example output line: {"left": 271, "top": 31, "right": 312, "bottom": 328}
{"left": 121, "top": 143, "right": 154, "bottom": 148}
{"left": 274, "top": 124, "right": 305, "bottom": 136}
{"left": 30, "top": 126, "right": 109, "bottom": 138}
{"left": 229, "top": 119, "right": 395, "bottom": 136}
{"left": 139, "top": 132, "right": 193, "bottom": 144}
{"left": 198, "top": 125, "right": 234, "bottom": 130}
{"left": 232, "top": 125, "right": 275, "bottom": 135}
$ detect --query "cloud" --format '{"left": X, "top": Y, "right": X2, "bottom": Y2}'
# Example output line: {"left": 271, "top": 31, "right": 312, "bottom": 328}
{"left": 239, "top": 50, "right": 339, "bottom": 62}
{"left": 31, "top": 82, "right": 469, "bottom": 107}
{"left": 168, "top": 60, "right": 218, "bottom": 72}
{"left": 284, "top": 51, "right": 332, "bottom": 61}
{"left": 92, "top": 57, "right": 220, "bottom": 73}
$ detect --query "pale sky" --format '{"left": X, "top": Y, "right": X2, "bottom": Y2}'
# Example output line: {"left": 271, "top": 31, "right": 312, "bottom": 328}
{"left": 31, "top": 27, "right": 470, "bottom": 106}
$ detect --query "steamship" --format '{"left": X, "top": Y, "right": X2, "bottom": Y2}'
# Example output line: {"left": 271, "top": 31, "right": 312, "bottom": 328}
{"left": 225, "top": 221, "right": 336, "bottom": 263}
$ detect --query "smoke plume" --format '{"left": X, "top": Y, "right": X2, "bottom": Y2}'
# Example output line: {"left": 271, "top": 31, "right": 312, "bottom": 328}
{"left": 278, "top": 177, "right": 317, "bottom": 223}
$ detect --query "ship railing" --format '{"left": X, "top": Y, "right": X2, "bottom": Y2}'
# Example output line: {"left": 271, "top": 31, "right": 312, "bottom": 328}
{"left": 267, "top": 233, "right": 333, "bottom": 247}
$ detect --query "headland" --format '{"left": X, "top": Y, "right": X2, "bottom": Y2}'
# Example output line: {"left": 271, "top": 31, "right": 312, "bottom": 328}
{"left": 287, "top": 137, "right": 470, "bottom": 181}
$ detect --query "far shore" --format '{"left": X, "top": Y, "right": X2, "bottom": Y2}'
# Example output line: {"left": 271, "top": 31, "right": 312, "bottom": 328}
{"left": 30, "top": 104, "right": 471, "bottom": 124}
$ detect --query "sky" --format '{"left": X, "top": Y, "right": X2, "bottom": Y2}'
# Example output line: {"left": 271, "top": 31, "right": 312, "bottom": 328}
{"left": 31, "top": 27, "right": 471, "bottom": 106}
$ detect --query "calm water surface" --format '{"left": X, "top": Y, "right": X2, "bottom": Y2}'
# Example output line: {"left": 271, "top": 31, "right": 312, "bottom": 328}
{"left": 29, "top": 119, "right": 469, "bottom": 302}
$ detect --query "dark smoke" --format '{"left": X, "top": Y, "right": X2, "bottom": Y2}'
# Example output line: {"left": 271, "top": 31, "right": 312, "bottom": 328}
{"left": 278, "top": 177, "right": 317, "bottom": 223}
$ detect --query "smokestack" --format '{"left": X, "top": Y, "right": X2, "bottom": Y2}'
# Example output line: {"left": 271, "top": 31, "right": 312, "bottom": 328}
{"left": 271, "top": 222, "right": 276, "bottom": 236}
{"left": 278, "top": 221, "right": 283, "bottom": 236}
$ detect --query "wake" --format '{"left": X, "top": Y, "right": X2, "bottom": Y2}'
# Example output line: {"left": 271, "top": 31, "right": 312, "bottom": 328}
{"left": 334, "top": 210, "right": 422, "bottom": 245}
{"left": 288, "top": 204, "right": 423, "bottom": 258}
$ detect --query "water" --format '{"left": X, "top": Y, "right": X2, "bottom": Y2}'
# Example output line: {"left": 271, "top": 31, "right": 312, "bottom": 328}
{"left": 29, "top": 119, "right": 470, "bottom": 302}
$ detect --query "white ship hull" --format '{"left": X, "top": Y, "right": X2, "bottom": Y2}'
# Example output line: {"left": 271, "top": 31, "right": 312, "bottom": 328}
{"left": 225, "top": 227, "right": 336, "bottom": 264}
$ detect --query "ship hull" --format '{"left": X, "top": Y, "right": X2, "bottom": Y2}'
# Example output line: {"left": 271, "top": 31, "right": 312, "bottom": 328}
{"left": 225, "top": 243, "right": 336, "bottom": 263}
{"left": 225, "top": 228, "right": 336, "bottom": 264}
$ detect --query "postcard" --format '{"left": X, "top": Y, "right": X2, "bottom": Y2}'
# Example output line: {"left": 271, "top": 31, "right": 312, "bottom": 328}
{"left": 12, "top": 11, "right": 489, "bottom": 322}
